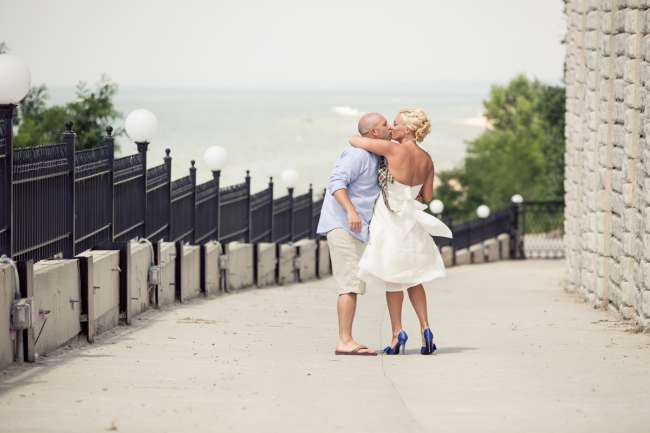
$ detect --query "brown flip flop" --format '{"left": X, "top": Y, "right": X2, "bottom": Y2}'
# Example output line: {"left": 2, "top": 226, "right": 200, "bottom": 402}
{"left": 334, "top": 345, "right": 378, "bottom": 356}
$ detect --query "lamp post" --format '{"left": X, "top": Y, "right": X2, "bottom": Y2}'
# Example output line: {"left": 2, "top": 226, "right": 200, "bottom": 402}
{"left": 0, "top": 54, "right": 31, "bottom": 259}
{"left": 125, "top": 109, "right": 158, "bottom": 238}
{"left": 203, "top": 145, "right": 228, "bottom": 241}
{"left": 0, "top": 53, "right": 31, "bottom": 362}
{"left": 476, "top": 204, "right": 490, "bottom": 244}
{"left": 511, "top": 193, "right": 524, "bottom": 259}
{"left": 281, "top": 168, "right": 299, "bottom": 241}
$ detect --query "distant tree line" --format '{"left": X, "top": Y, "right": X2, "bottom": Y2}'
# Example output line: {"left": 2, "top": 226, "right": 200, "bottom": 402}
{"left": 1, "top": 41, "right": 123, "bottom": 150}
{"left": 433, "top": 75, "right": 566, "bottom": 221}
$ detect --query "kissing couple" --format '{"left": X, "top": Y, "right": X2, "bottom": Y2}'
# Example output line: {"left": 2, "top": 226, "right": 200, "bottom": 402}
{"left": 316, "top": 108, "right": 452, "bottom": 356}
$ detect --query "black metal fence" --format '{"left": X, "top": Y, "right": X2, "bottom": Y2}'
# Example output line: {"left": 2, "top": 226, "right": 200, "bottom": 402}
{"left": 434, "top": 207, "right": 513, "bottom": 251}
{"left": 517, "top": 200, "right": 565, "bottom": 258}
{"left": 0, "top": 123, "right": 323, "bottom": 263}
{"left": 432, "top": 200, "right": 564, "bottom": 260}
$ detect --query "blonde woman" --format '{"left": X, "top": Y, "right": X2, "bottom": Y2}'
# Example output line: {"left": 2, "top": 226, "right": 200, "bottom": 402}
{"left": 349, "top": 108, "right": 452, "bottom": 355}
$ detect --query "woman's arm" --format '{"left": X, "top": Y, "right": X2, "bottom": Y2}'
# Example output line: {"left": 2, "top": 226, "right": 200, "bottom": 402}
{"left": 348, "top": 136, "right": 395, "bottom": 157}
{"left": 418, "top": 162, "right": 435, "bottom": 203}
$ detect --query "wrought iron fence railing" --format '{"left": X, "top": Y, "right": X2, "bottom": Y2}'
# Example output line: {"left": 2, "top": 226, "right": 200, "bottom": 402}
{"left": 431, "top": 200, "right": 564, "bottom": 260}
{"left": 0, "top": 118, "right": 566, "bottom": 263}
{"left": 0, "top": 123, "right": 324, "bottom": 263}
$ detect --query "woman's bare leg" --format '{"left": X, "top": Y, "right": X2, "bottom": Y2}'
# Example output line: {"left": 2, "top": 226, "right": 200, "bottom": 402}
{"left": 407, "top": 284, "right": 430, "bottom": 343}
{"left": 385, "top": 291, "right": 404, "bottom": 346}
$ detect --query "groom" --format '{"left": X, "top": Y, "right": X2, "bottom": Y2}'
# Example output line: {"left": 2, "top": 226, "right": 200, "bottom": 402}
{"left": 317, "top": 112, "right": 392, "bottom": 355}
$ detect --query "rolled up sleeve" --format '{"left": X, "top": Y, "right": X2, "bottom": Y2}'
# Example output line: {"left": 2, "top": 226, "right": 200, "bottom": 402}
{"left": 327, "top": 148, "right": 367, "bottom": 195}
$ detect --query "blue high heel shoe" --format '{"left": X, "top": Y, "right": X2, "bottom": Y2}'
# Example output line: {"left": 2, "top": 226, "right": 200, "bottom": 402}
{"left": 384, "top": 330, "right": 408, "bottom": 355}
{"left": 421, "top": 328, "right": 436, "bottom": 355}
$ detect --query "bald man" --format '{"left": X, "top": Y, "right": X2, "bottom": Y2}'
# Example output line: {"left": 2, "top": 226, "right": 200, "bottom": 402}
{"left": 316, "top": 112, "right": 392, "bottom": 356}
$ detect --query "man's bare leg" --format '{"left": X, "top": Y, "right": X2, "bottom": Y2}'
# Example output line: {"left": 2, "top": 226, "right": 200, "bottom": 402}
{"left": 336, "top": 293, "right": 375, "bottom": 354}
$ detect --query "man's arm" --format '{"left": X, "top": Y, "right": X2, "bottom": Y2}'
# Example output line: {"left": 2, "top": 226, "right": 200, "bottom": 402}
{"left": 333, "top": 189, "right": 362, "bottom": 233}
{"left": 327, "top": 149, "right": 367, "bottom": 233}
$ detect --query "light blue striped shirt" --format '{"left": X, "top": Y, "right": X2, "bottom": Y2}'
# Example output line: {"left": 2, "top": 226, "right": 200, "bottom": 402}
{"left": 316, "top": 147, "right": 380, "bottom": 243}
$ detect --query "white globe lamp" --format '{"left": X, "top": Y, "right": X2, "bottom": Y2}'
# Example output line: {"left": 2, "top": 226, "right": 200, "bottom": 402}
{"left": 0, "top": 54, "right": 31, "bottom": 104}
{"left": 281, "top": 168, "right": 299, "bottom": 191}
{"left": 476, "top": 204, "right": 490, "bottom": 219}
{"left": 203, "top": 146, "right": 228, "bottom": 173}
{"left": 125, "top": 109, "right": 158, "bottom": 145}
{"left": 511, "top": 194, "right": 524, "bottom": 205}
{"left": 429, "top": 199, "right": 444, "bottom": 215}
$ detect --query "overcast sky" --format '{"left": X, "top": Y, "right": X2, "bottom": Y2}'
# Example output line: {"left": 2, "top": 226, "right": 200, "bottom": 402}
{"left": 1, "top": 0, "right": 566, "bottom": 90}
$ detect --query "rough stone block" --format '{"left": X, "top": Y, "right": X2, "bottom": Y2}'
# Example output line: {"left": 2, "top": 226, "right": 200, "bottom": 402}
{"left": 621, "top": 256, "right": 637, "bottom": 282}
{"left": 470, "top": 244, "right": 485, "bottom": 264}
{"left": 455, "top": 249, "right": 470, "bottom": 266}
{"left": 277, "top": 243, "right": 297, "bottom": 285}
{"left": 0, "top": 263, "right": 17, "bottom": 369}
{"left": 624, "top": 208, "right": 641, "bottom": 232}
{"left": 317, "top": 239, "right": 331, "bottom": 277}
{"left": 224, "top": 242, "right": 254, "bottom": 291}
{"left": 642, "top": 290, "right": 650, "bottom": 317}
{"left": 614, "top": 57, "right": 627, "bottom": 79}
{"left": 615, "top": 9, "right": 627, "bottom": 32}
{"left": 180, "top": 245, "right": 201, "bottom": 302}
{"left": 294, "top": 239, "right": 317, "bottom": 282}
{"left": 157, "top": 242, "right": 177, "bottom": 306}
{"left": 255, "top": 242, "right": 276, "bottom": 288}
{"left": 611, "top": 189, "right": 625, "bottom": 215}
{"left": 203, "top": 241, "right": 222, "bottom": 295}
{"left": 622, "top": 182, "right": 637, "bottom": 207}
{"left": 33, "top": 260, "right": 81, "bottom": 356}
{"left": 644, "top": 34, "right": 650, "bottom": 62}
{"left": 497, "top": 234, "right": 511, "bottom": 259}
{"left": 624, "top": 83, "right": 641, "bottom": 109}
{"left": 615, "top": 34, "right": 628, "bottom": 57}
{"left": 483, "top": 239, "right": 500, "bottom": 262}
{"left": 624, "top": 59, "right": 640, "bottom": 84}
{"left": 612, "top": 169, "right": 623, "bottom": 192}
{"left": 612, "top": 144, "right": 625, "bottom": 170}
{"left": 76, "top": 250, "right": 120, "bottom": 335}
{"left": 625, "top": 34, "right": 642, "bottom": 59}
{"left": 625, "top": 9, "right": 644, "bottom": 34}
{"left": 621, "top": 281, "right": 640, "bottom": 308}
{"left": 643, "top": 207, "right": 650, "bottom": 232}
{"left": 623, "top": 232, "right": 641, "bottom": 257}
{"left": 128, "top": 241, "right": 153, "bottom": 319}
{"left": 441, "top": 246, "right": 454, "bottom": 268}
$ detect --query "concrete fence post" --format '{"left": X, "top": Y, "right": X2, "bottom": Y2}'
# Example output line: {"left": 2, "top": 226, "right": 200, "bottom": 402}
{"left": 16, "top": 260, "right": 35, "bottom": 362}
{"left": 78, "top": 255, "right": 96, "bottom": 343}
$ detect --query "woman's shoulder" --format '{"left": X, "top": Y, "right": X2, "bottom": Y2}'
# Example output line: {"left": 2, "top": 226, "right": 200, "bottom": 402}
{"left": 417, "top": 145, "right": 433, "bottom": 164}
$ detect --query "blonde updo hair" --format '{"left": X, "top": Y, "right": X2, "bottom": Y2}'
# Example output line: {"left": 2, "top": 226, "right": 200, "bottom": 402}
{"left": 398, "top": 108, "right": 431, "bottom": 142}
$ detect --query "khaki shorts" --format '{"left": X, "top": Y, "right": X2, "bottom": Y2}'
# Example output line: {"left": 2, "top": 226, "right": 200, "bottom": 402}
{"left": 327, "top": 228, "right": 366, "bottom": 295}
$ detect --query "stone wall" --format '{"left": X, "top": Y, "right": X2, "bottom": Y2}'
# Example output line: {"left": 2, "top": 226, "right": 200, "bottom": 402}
{"left": 565, "top": 0, "right": 650, "bottom": 326}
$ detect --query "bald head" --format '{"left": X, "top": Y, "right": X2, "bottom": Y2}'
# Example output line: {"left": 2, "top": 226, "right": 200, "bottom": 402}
{"left": 358, "top": 112, "right": 386, "bottom": 136}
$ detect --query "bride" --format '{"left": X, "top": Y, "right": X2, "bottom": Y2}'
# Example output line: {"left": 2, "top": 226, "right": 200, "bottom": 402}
{"left": 349, "top": 108, "right": 452, "bottom": 355}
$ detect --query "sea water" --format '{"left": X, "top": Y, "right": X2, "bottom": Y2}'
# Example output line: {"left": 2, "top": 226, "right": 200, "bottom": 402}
{"left": 48, "top": 86, "right": 490, "bottom": 194}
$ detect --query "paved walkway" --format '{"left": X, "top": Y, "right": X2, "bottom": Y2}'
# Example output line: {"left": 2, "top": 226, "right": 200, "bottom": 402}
{"left": 1, "top": 260, "right": 649, "bottom": 433}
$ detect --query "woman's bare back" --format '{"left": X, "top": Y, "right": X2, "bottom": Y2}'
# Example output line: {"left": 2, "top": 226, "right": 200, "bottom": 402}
{"left": 385, "top": 141, "right": 433, "bottom": 187}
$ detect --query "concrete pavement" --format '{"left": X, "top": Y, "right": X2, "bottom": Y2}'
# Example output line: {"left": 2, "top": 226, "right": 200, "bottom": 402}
{"left": 1, "top": 260, "right": 649, "bottom": 433}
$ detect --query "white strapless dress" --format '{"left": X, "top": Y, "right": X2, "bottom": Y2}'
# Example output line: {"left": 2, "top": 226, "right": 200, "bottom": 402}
{"left": 357, "top": 179, "right": 453, "bottom": 292}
